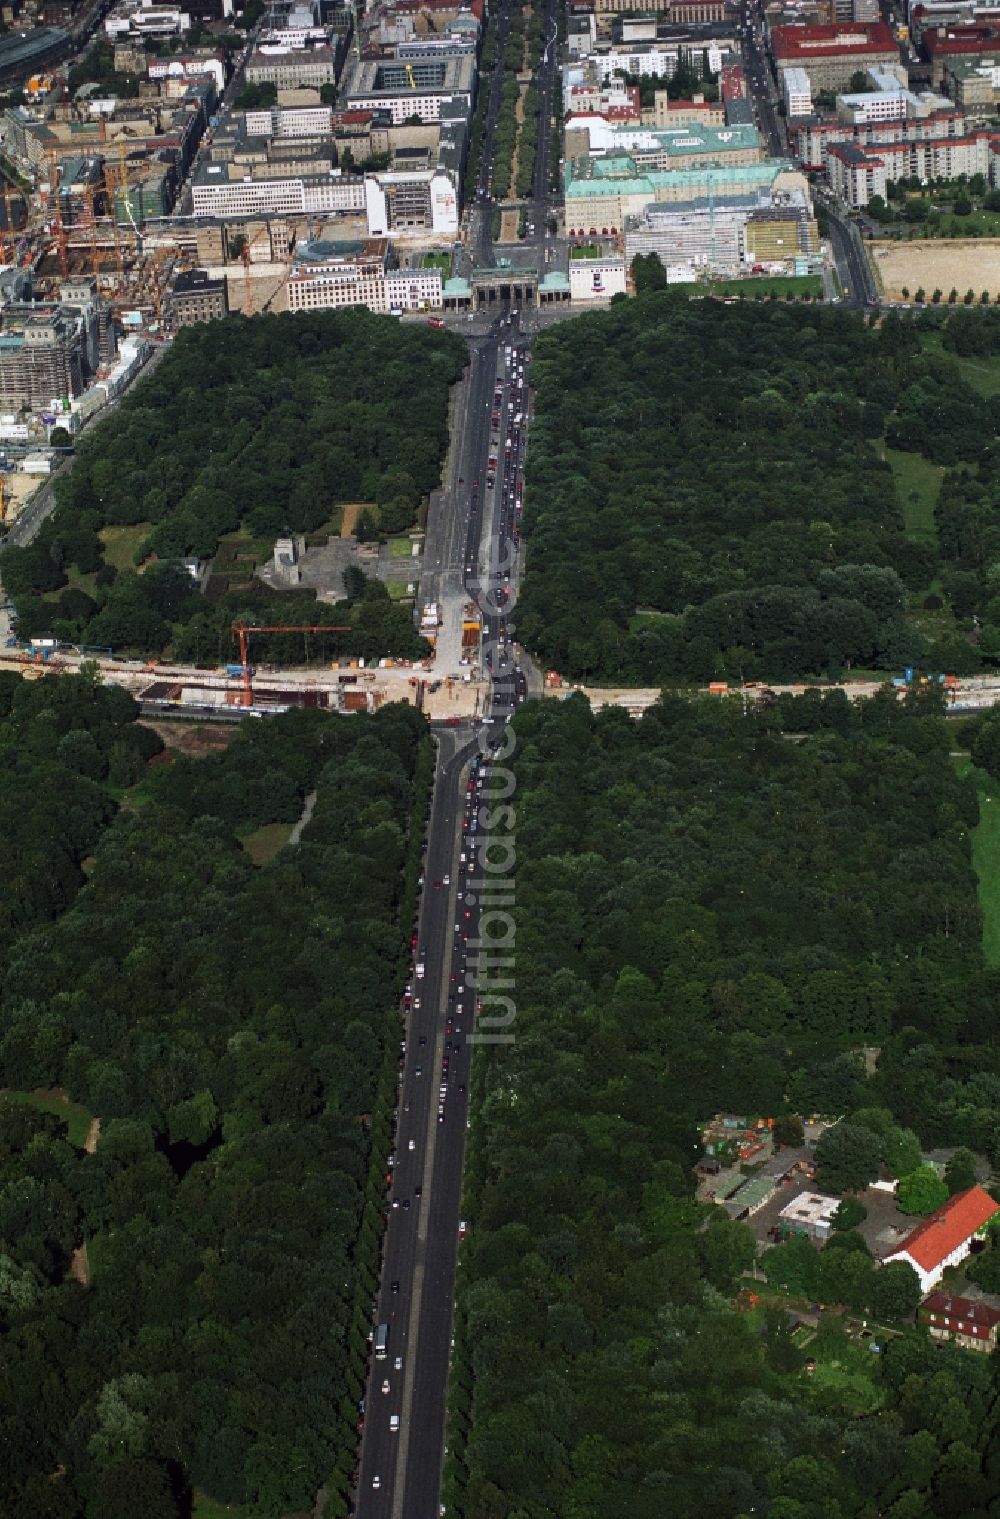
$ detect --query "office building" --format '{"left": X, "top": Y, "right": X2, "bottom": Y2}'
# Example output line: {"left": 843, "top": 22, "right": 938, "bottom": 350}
{"left": 285, "top": 236, "right": 444, "bottom": 311}
{"left": 783, "top": 65, "right": 813, "bottom": 114}
{"left": 363, "top": 167, "right": 459, "bottom": 234}
{"left": 771, "top": 23, "right": 899, "bottom": 90}
{"left": 565, "top": 152, "right": 809, "bottom": 230}
{"left": 171, "top": 268, "right": 228, "bottom": 325}
{"left": 339, "top": 52, "right": 475, "bottom": 125}
{"left": 245, "top": 45, "right": 338, "bottom": 88}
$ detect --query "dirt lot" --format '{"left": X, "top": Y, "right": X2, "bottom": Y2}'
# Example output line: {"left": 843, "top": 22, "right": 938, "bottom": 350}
{"left": 870, "top": 239, "right": 1000, "bottom": 300}
{"left": 499, "top": 209, "right": 521, "bottom": 243}
{"left": 139, "top": 720, "right": 238, "bottom": 757}
{"left": 340, "top": 502, "right": 376, "bottom": 538}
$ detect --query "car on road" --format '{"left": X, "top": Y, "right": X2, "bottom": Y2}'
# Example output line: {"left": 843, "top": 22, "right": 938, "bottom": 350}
{"left": 394, "top": 1355, "right": 403, "bottom": 1370}
{"left": 373, "top": 1475, "right": 381, "bottom": 1489}
{"left": 390, "top": 1415, "right": 400, "bottom": 1432}
{"left": 382, "top": 1379, "right": 390, "bottom": 1393}
{"left": 392, "top": 1280, "right": 400, "bottom": 1292}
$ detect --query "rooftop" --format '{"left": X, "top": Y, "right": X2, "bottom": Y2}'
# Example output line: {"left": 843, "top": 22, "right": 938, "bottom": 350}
{"left": 564, "top": 153, "right": 798, "bottom": 196}
{"left": 922, "top": 1291, "right": 1000, "bottom": 1327}
{"left": 890, "top": 1185, "right": 1000, "bottom": 1272}
{"left": 778, "top": 1191, "right": 840, "bottom": 1226}
{"left": 925, "top": 23, "right": 1000, "bottom": 53}
{"left": 173, "top": 268, "right": 225, "bottom": 294}
{"left": 771, "top": 22, "right": 897, "bottom": 57}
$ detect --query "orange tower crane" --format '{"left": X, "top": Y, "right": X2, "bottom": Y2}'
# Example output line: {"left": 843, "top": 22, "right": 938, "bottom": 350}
{"left": 240, "top": 223, "right": 273, "bottom": 316}
{"left": 231, "top": 622, "right": 352, "bottom": 707}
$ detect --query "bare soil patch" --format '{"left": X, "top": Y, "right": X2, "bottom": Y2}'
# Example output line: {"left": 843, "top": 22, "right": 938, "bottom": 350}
{"left": 138, "top": 720, "right": 238, "bottom": 758}
{"left": 870, "top": 238, "right": 1000, "bottom": 300}
{"left": 339, "top": 502, "right": 377, "bottom": 538}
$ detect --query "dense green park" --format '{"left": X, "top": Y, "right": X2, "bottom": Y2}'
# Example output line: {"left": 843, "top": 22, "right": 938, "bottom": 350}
{"left": 519, "top": 296, "right": 1000, "bottom": 684}
{"left": 446, "top": 688, "right": 1000, "bottom": 1519}
{"left": 0, "top": 674, "right": 429, "bottom": 1518}
{"left": 0, "top": 311, "right": 465, "bottom": 660}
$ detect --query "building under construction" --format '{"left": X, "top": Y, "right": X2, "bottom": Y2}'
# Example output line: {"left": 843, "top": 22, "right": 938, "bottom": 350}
{"left": 0, "top": 279, "right": 114, "bottom": 409}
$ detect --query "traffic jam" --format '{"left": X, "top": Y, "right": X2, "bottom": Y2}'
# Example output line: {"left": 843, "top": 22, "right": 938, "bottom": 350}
{"left": 474, "top": 337, "right": 530, "bottom": 722}
{"left": 358, "top": 330, "right": 529, "bottom": 1502}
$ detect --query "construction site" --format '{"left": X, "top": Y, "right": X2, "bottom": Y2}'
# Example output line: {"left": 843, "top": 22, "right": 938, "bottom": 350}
{"left": 0, "top": 636, "right": 489, "bottom": 721}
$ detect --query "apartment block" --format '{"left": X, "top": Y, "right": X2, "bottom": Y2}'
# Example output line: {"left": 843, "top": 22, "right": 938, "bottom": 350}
{"left": 828, "top": 128, "right": 993, "bottom": 204}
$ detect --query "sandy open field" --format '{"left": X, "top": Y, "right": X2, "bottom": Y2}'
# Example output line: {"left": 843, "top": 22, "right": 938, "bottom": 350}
{"left": 870, "top": 239, "right": 1000, "bottom": 300}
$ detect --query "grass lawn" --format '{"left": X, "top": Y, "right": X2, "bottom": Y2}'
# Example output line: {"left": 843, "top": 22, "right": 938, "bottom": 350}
{"left": 807, "top": 1332, "right": 885, "bottom": 1412}
{"left": 951, "top": 352, "right": 1000, "bottom": 398}
{"left": 3, "top": 1089, "right": 93, "bottom": 1148}
{"left": 99, "top": 522, "right": 152, "bottom": 570}
{"left": 216, "top": 530, "right": 274, "bottom": 565}
{"left": 44, "top": 571, "right": 99, "bottom": 603}
{"left": 953, "top": 755, "right": 1000, "bottom": 965}
{"left": 628, "top": 609, "right": 676, "bottom": 632}
{"left": 807, "top": 1353, "right": 884, "bottom": 1412}
{"left": 701, "top": 275, "right": 824, "bottom": 299}
{"left": 192, "top": 1496, "right": 252, "bottom": 1519}
{"left": 241, "top": 822, "right": 294, "bottom": 865}
{"left": 570, "top": 244, "right": 600, "bottom": 260}
{"left": 884, "top": 447, "right": 942, "bottom": 539}
{"left": 387, "top": 535, "right": 417, "bottom": 560}
{"left": 305, "top": 509, "right": 343, "bottom": 546}
{"left": 927, "top": 211, "right": 1000, "bottom": 237}
{"left": 386, "top": 579, "right": 416, "bottom": 601}
{"left": 85, "top": 1229, "right": 109, "bottom": 1278}
{"left": 422, "top": 252, "right": 452, "bottom": 273}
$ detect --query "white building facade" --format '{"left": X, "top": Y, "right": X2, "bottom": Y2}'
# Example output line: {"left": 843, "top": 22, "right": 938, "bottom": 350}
{"left": 569, "top": 256, "right": 628, "bottom": 300}
{"left": 783, "top": 66, "right": 813, "bottom": 116}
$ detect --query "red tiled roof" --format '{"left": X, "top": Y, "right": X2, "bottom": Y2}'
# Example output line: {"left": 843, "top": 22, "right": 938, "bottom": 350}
{"left": 921, "top": 1291, "right": 1000, "bottom": 1329}
{"left": 925, "top": 23, "right": 1000, "bottom": 53}
{"left": 771, "top": 22, "right": 897, "bottom": 58}
{"left": 894, "top": 1186, "right": 999, "bottom": 1272}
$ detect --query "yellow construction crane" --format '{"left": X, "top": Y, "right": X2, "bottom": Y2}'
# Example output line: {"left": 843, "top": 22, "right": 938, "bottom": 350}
{"left": 406, "top": 63, "right": 417, "bottom": 88}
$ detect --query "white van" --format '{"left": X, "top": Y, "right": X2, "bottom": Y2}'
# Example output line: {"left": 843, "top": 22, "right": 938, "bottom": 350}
{"left": 390, "top": 1415, "right": 400, "bottom": 1432}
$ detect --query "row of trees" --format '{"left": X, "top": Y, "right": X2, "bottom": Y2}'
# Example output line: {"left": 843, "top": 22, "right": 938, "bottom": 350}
{"left": 0, "top": 311, "right": 465, "bottom": 658}
{"left": 517, "top": 294, "right": 997, "bottom": 682}
{"left": 445, "top": 689, "right": 1000, "bottom": 1518}
{"left": 489, "top": 0, "right": 545, "bottom": 203}
{"left": 0, "top": 693, "right": 431, "bottom": 1518}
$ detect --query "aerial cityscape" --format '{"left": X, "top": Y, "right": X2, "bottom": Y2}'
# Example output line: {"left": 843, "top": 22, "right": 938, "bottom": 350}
{"left": 3, "top": 0, "right": 1000, "bottom": 1512}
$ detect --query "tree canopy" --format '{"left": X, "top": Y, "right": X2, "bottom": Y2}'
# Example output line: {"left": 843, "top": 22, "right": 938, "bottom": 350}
{"left": 1, "top": 310, "right": 466, "bottom": 659}
{"left": 446, "top": 689, "right": 1000, "bottom": 1519}
{"left": 0, "top": 691, "right": 430, "bottom": 1516}
{"left": 518, "top": 297, "right": 999, "bottom": 683}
